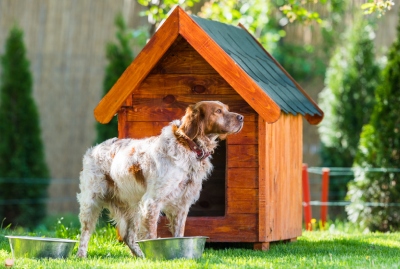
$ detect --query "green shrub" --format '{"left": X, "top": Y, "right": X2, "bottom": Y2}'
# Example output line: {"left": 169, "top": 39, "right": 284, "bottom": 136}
{"left": 318, "top": 17, "right": 381, "bottom": 214}
{"left": 347, "top": 12, "right": 400, "bottom": 231}
{"left": 0, "top": 26, "right": 49, "bottom": 228}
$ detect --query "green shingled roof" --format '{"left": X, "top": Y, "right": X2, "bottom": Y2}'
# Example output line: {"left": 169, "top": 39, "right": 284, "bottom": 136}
{"left": 190, "top": 15, "right": 322, "bottom": 117}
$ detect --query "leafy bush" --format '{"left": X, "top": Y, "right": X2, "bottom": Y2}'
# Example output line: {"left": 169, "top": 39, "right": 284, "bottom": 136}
{"left": 347, "top": 12, "right": 400, "bottom": 231}
{"left": 318, "top": 17, "right": 381, "bottom": 213}
{"left": 0, "top": 26, "right": 49, "bottom": 228}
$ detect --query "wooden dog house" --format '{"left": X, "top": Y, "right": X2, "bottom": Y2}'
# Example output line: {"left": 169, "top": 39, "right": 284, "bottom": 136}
{"left": 94, "top": 6, "right": 323, "bottom": 250}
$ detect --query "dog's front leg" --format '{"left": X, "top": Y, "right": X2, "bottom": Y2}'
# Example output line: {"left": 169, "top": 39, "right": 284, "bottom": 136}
{"left": 169, "top": 206, "right": 190, "bottom": 237}
{"left": 144, "top": 204, "right": 161, "bottom": 239}
{"left": 138, "top": 197, "right": 161, "bottom": 239}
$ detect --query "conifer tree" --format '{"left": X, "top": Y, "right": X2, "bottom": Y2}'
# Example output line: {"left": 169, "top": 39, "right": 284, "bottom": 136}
{"left": 346, "top": 12, "right": 400, "bottom": 231}
{"left": 318, "top": 17, "right": 381, "bottom": 213}
{"left": 0, "top": 26, "right": 49, "bottom": 228}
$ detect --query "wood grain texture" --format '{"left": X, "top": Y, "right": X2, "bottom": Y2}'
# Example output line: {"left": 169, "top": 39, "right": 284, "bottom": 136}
{"left": 178, "top": 8, "right": 281, "bottom": 123}
{"left": 123, "top": 121, "right": 168, "bottom": 139}
{"left": 157, "top": 215, "right": 258, "bottom": 242}
{"left": 150, "top": 47, "right": 218, "bottom": 74}
{"left": 259, "top": 114, "right": 303, "bottom": 242}
{"left": 258, "top": 116, "right": 267, "bottom": 242}
{"left": 253, "top": 242, "right": 270, "bottom": 251}
{"left": 135, "top": 74, "right": 236, "bottom": 95}
{"left": 227, "top": 188, "right": 258, "bottom": 214}
{"left": 227, "top": 120, "right": 257, "bottom": 145}
{"left": 227, "top": 200, "right": 258, "bottom": 214}
{"left": 117, "top": 108, "right": 128, "bottom": 139}
{"left": 94, "top": 7, "right": 180, "bottom": 124}
{"left": 227, "top": 188, "right": 257, "bottom": 200}
{"left": 227, "top": 168, "right": 258, "bottom": 189}
{"left": 126, "top": 95, "right": 257, "bottom": 122}
{"left": 227, "top": 145, "right": 258, "bottom": 168}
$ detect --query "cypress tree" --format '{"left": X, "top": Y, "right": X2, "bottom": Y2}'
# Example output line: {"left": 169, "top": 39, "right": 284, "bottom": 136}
{"left": 346, "top": 12, "right": 400, "bottom": 231}
{"left": 318, "top": 17, "right": 381, "bottom": 216}
{"left": 0, "top": 26, "right": 49, "bottom": 228}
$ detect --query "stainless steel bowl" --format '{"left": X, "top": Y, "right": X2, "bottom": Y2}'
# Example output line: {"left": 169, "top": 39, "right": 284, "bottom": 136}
{"left": 5, "top": 235, "right": 78, "bottom": 259}
{"left": 137, "top": 236, "right": 208, "bottom": 260}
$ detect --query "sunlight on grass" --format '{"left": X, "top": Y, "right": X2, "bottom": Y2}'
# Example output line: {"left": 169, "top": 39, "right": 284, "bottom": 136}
{"left": 1, "top": 216, "right": 400, "bottom": 269}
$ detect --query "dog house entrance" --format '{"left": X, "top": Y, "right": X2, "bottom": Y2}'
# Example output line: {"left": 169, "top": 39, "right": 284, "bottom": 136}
{"left": 188, "top": 140, "right": 226, "bottom": 217}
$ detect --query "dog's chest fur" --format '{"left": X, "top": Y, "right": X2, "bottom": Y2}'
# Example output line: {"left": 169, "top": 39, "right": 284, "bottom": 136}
{"left": 89, "top": 122, "right": 214, "bottom": 211}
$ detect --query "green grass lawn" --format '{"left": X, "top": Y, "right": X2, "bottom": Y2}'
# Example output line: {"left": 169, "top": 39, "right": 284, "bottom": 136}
{"left": 1, "top": 217, "right": 400, "bottom": 269}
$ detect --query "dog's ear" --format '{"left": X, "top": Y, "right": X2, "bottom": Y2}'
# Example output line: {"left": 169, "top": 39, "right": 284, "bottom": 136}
{"left": 180, "top": 104, "right": 204, "bottom": 140}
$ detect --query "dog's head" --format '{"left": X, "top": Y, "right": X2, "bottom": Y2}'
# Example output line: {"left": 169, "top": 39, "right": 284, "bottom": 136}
{"left": 179, "top": 101, "right": 244, "bottom": 140}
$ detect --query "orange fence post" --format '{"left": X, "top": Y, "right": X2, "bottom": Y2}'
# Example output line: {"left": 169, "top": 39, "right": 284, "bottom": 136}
{"left": 302, "top": 164, "right": 312, "bottom": 231}
{"left": 320, "top": 168, "right": 330, "bottom": 228}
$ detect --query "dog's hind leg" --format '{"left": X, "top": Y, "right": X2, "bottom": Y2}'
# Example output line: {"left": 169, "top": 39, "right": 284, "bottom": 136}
{"left": 76, "top": 194, "right": 103, "bottom": 258}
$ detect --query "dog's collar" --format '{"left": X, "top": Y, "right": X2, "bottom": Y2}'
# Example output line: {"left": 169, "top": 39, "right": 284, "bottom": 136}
{"left": 182, "top": 137, "right": 211, "bottom": 161}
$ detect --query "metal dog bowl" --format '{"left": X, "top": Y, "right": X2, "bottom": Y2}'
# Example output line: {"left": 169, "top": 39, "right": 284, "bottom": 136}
{"left": 5, "top": 235, "right": 78, "bottom": 259}
{"left": 137, "top": 236, "right": 208, "bottom": 260}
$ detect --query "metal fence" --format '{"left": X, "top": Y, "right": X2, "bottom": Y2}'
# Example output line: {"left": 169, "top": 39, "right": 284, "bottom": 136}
{"left": 303, "top": 166, "right": 400, "bottom": 229}
{"left": 0, "top": 178, "right": 78, "bottom": 213}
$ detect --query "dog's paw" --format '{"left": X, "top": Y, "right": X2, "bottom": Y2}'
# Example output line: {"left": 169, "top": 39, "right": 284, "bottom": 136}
{"left": 76, "top": 250, "right": 87, "bottom": 258}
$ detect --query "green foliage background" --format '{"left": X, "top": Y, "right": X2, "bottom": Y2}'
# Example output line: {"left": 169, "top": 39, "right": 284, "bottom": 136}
{"left": 347, "top": 12, "right": 400, "bottom": 231}
{"left": 318, "top": 17, "right": 381, "bottom": 213}
{"left": 0, "top": 26, "right": 50, "bottom": 228}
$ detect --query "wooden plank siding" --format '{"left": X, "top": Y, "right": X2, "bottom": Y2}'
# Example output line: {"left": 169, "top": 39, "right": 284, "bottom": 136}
{"left": 226, "top": 118, "right": 258, "bottom": 224}
{"left": 157, "top": 215, "right": 258, "bottom": 242}
{"left": 258, "top": 114, "right": 303, "bottom": 242}
{"left": 125, "top": 95, "right": 256, "bottom": 121}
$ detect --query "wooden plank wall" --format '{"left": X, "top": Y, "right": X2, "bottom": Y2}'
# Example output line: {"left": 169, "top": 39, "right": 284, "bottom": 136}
{"left": 259, "top": 114, "right": 303, "bottom": 242}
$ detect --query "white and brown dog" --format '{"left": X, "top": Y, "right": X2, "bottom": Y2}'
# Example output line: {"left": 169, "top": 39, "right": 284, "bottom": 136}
{"left": 76, "top": 101, "right": 244, "bottom": 257}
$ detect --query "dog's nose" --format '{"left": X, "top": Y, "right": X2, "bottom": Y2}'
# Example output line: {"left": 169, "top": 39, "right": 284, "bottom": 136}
{"left": 237, "top": 114, "right": 244, "bottom": 122}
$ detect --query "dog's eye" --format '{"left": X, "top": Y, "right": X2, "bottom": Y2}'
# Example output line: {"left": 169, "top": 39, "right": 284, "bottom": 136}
{"left": 216, "top": 109, "right": 222, "bottom": 114}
